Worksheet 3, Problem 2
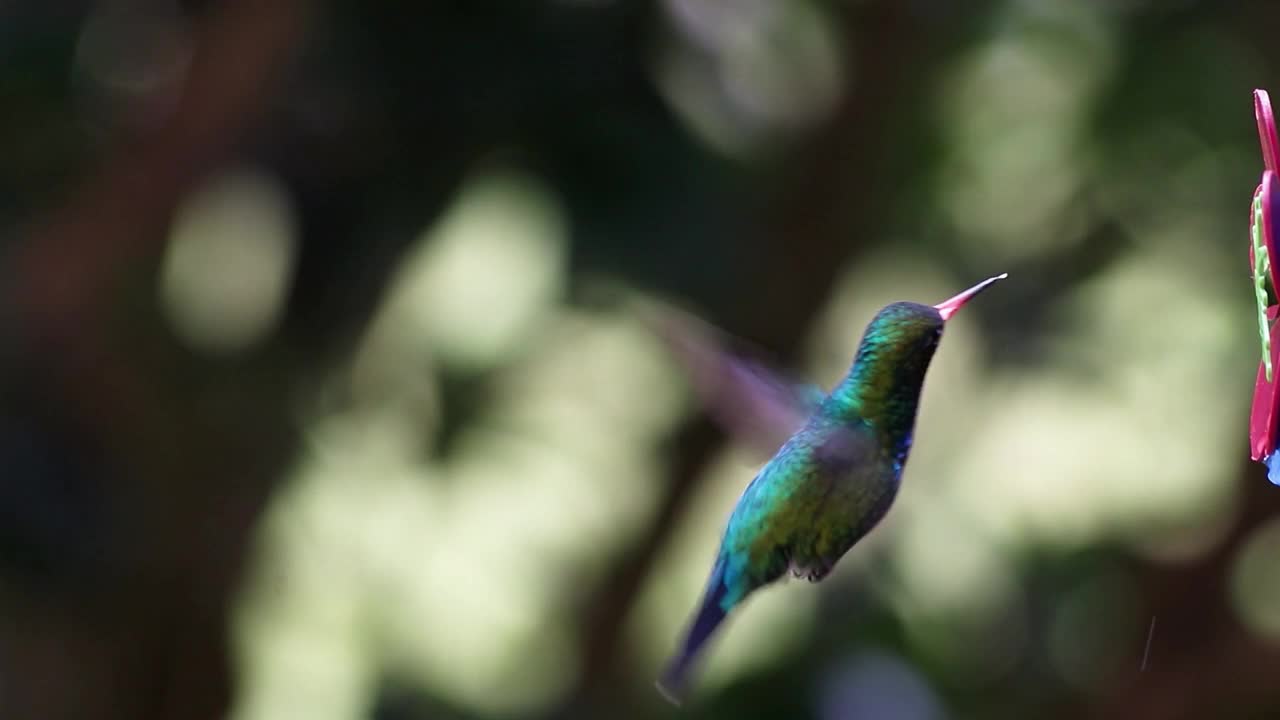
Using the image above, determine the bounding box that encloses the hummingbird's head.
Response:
[840,274,1006,426]
[855,302,946,382]
[860,272,1008,358]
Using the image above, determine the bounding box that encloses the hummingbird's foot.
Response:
[806,565,833,582]
[790,561,833,582]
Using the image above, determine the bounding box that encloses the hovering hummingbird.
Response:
[652,273,1007,704]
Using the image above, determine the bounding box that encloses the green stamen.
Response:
[1254,191,1273,382]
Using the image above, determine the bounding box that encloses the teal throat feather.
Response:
[825,302,943,468]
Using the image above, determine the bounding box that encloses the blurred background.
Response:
[1,1,1278,718]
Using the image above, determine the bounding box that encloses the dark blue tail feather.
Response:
[656,564,730,705]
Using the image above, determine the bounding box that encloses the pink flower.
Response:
[1247,89,1280,483]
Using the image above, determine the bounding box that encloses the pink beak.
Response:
[934,273,1008,321]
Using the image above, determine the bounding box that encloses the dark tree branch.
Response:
[3,2,307,719]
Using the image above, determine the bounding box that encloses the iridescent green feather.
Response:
[658,301,952,705]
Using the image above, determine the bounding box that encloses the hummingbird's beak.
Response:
[933,273,1008,321]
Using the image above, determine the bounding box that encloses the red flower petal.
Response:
[1251,170,1280,460]
[1266,171,1280,293]
[1252,309,1280,460]
[1257,89,1280,174]
[1252,181,1263,271]
[1253,348,1276,460]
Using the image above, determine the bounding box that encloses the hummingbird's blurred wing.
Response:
[642,305,823,459]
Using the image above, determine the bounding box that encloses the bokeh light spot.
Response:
[160,167,297,356]
[656,0,844,156]
[817,651,946,720]
[392,169,567,370]
[1230,518,1280,640]
[1047,568,1139,692]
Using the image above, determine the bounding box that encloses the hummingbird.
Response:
[652,273,1007,704]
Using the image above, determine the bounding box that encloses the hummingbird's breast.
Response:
[717,420,905,592]
[786,421,902,580]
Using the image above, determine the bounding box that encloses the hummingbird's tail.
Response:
[656,563,730,705]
